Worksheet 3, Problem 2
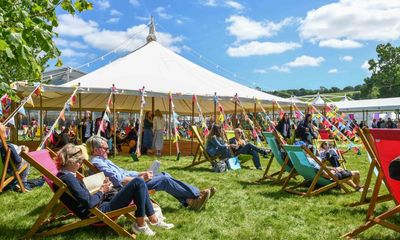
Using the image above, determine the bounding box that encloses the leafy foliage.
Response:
[263,85,363,99]
[360,43,400,99]
[0,0,92,98]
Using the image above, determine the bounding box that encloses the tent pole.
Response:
[169,96,172,156]
[366,110,369,125]
[113,94,116,158]
[191,97,194,156]
[213,92,217,125]
[272,102,275,122]
[79,93,83,144]
[234,99,237,128]
[151,97,155,115]
[39,94,43,142]
[253,102,257,127]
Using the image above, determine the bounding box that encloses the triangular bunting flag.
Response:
[103,112,110,122]
[8,117,15,126]
[60,110,65,121]
[26,96,34,107]
[18,106,26,116]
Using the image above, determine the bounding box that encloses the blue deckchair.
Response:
[282,145,351,196]
[258,131,292,183]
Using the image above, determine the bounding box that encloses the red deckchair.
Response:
[318,129,330,140]
[344,129,400,238]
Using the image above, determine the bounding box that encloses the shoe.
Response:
[146,207,166,222]
[149,218,174,229]
[132,223,156,236]
[14,183,32,192]
[262,149,271,158]
[201,187,217,199]
[188,189,210,211]
[130,152,139,161]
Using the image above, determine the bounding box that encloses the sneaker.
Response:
[149,218,174,229]
[132,223,156,236]
[189,189,210,211]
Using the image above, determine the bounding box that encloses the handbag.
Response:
[226,156,241,170]
[212,160,227,173]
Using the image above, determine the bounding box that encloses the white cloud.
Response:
[341,55,353,62]
[227,41,301,57]
[129,0,140,6]
[110,9,123,16]
[56,14,98,37]
[106,18,120,23]
[154,7,172,20]
[299,0,400,47]
[285,55,325,67]
[57,15,183,53]
[225,1,244,10]
[200,0,217,6]
[328,68,338,74]
[319,39,363,49]
[254,69,267,74]
[269,65,290,73]
[176,19,183,24]
[60,48,88,57]
[97,0,110,9]
[226,15,297,41]
[55,39,88,49]
[361,60,370,70]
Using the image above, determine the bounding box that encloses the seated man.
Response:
[0,123,31,191]
[307,154,364,191]
[228,128,269,170]
[86,136,215,211]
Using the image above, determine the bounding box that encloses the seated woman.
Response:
[307,153,364,191]
[55,144,174,236]
[205,124,231,160]
[317,142,341,167]
[228,128,269,170]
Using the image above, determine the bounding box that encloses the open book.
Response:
[148,160,161,175]
[83,172,105,194]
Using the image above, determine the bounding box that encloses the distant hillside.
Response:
[258,85,363,100]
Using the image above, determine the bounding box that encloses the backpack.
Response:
[212,160,227,173]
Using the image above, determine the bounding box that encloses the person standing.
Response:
[143,112,154,154]
[152,109,165,157]
[80,111,93,143]
[276,113,291,141]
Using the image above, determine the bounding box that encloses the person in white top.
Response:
[152,109,165,157]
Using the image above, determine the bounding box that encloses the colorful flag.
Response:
[18,106,26,116]
[26,96,34,107]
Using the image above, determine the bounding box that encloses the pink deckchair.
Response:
[344,129,400,238]
[21,149,137,239]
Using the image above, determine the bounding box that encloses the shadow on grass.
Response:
[258,189,298,200]
[167,166,213,173]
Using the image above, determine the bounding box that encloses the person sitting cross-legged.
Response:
[228,128,270,170]
[55,144,174,236]
[86,136,215,211]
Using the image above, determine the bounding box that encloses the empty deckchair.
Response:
[258,131,292,183]
[349,127,391,207]
[185,125,220,169]
[282,145,351,197]
[21,149,137,239]
[313,138,348,169]
[318,129,331,140]
[344,129,400,239]
[0,128,28,192]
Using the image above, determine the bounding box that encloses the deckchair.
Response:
[224,130,252,163]
[349,127,392,207]
[313,138,348,169]
[185,125,220,169]
[282,145,351,196]
[0,129,28,192]
[318,129,330,140]
[21,149,137,239]
[344,129,400,238]
[258,131,292,183]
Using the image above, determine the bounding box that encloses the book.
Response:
[83,172,105,194]
[148,160,161,175]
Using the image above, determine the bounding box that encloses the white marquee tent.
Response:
[15,21,295,115]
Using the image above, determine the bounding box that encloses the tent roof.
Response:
[62,40,289,102]
[334,97,400,112]
[311,93,325,105]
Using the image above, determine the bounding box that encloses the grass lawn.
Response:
[0,151,398,240]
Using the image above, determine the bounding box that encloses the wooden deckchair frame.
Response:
[282,145,352,197]
[343,129,400,239]
[258,131,292,183]
[349,128,392,207]
[0,128,28,193]
[184,125,220,169]
[313,138,347,169]
[21,149,137,239]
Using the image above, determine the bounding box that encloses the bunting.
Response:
[193,95,208,137]
[135,86,146,158]
[169,92,181,160]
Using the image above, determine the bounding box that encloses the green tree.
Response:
[360,43,400,98]
[0,0,92,98]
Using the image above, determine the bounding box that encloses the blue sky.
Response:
[54,0,400,91]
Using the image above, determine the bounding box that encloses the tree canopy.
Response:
[0,0,92,98]
[360,43,400,99]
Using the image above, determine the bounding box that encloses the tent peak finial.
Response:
[147,16,157,43]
